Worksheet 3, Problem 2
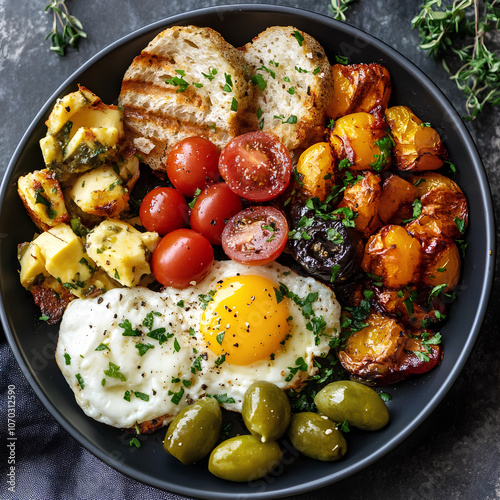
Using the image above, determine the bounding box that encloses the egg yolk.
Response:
[200,275,291,365]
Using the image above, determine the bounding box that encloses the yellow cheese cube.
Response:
[70,166,129,218]
[33,223,95,296]
[63,127,120,171]
[70,106,124,141]
[46,86,99,136]
[86,220,160,287]
[19,241,50,288]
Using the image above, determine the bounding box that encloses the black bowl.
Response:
[0,4,495,498]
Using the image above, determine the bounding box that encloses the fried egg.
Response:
[55,260,341,430]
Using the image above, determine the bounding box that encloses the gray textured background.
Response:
[1,1,499,499]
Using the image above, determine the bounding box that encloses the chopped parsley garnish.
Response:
[188,188,201,209]
[133,391,149,401]
[285,357,308,382]
[191,355,203,373]
[199,290,216,310]
[295,66,308,73]
[216,331,225,345]
[330,265,341,282]
[95,343,110,351]
[428,283,448,302]
[215,354,226,367]
[251,73,267,91]
[274,114,298,124]
[379,392,392,402]
[293,30,304,46]
[169,387,184,405]
[369,135,395,172]
[454,216,466,233]
[173,338,181,352]
[207,393,236,404]
[230,97,238,111]
[223,73,233,92]
[119,319,141,337]
[147,328,172,345]
[202,67,218,81]
[326,227,344,244]
[334,54,349,65]
[142,310,162,330]
[135,343,154,356]
[402,198,423,223]
[64,353,71,365]
[165,74,190,92]
[263,222,276,241]
[75,373,85,389]
[130,437,141,448]
[103,362,126,382]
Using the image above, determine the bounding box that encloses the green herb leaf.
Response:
[103,362,126,382]
[207,393,236,404]
[135,343,154,356]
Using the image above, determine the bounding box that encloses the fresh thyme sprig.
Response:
[329,0,357,22]
[45,1,87,56]
[412,0,500,119]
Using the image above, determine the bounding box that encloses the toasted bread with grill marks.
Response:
[240,26,334,151]
[118,26,253,170]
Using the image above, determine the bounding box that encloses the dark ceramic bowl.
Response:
[0,4,495,499]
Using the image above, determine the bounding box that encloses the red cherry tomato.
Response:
[139,187,189,235]
[218,132,292,202]
[151,229,214,289]
[190,183,243,245]
[221,206,289,266]
[166,137,220,196]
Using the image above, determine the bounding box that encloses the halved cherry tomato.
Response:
[139,187,189,235]
[218,132,292,202]
[151,228,214,289]
[190,183,243,245]
[166,137,220,196]
[221,206,289,266]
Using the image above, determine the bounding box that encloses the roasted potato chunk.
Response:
[329,112,392,171]
[339,312,443,384]
[418,236,461,291]
[374,287,446,330]
[362,225,422,288]
[385,106,447,172]
[338,171,382,237]
[326,63,391,119]
[407,172,468,240]
[378,174,418,224]
[296,142,335,201]
[338,312,407,379]
[17,169,69,231]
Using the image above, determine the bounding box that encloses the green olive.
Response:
[163,397,222,464]
[287,412,347,461]
[208,435,282,482]
[314,380,389,431]
[242,381,291,443]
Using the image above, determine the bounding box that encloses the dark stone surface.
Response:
[1,1,498,499]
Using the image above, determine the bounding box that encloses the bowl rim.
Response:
[1,3,496,498]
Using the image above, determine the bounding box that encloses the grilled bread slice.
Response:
[118,25,253,170]
[240,26,334,151]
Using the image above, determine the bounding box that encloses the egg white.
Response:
[55,260,341,429]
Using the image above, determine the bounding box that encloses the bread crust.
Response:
[118,26,253,170]
[240,26,334,151]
